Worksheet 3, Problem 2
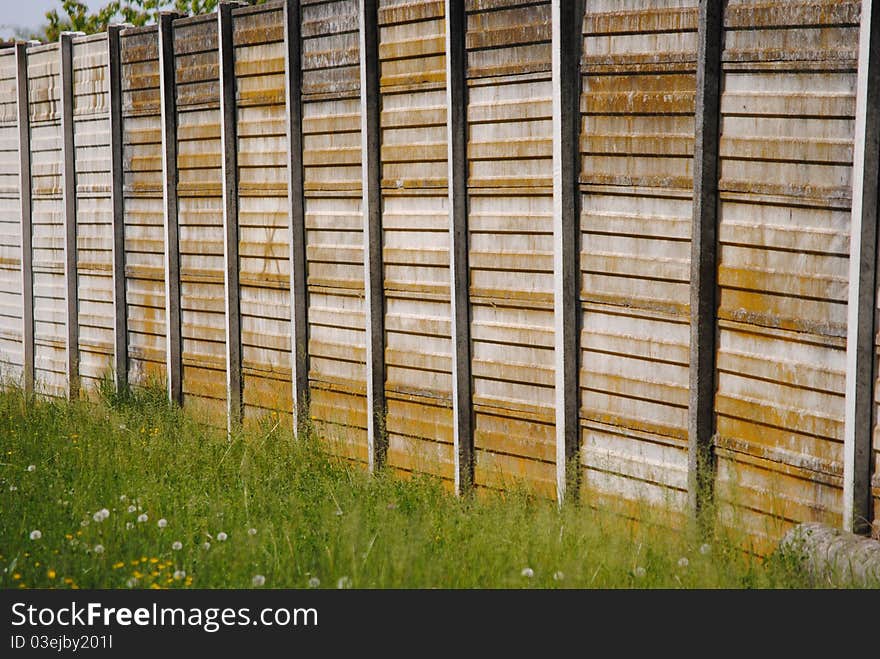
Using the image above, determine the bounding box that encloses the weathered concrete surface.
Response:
[778,522,880,587]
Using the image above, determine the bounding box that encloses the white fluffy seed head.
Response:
[93,544,104,554]
[520,567,534,578]
[308,576,320,588]
[634,566,647,578]
[252,574,266,587]
[217,532,228,542]
[137,514,148,523]
[29,530,42,540]
[157,518,167,528]
[172,541,182,551]
[677,557,689,569]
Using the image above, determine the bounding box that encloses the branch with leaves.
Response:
[42,0,265,43]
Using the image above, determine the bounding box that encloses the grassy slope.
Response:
[0,384,811,589]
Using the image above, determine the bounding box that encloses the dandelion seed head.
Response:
[634,566,647,578]
[127,505,136,513]
[202,542,211,551]
[80,520,88,527]
[125,522,134,530]
[248,528,257,536]
[93,545,104,554]
[172,541,182,551]
[308,576,320,588]
[157,518,167,529]
[252,574,265,587]
[553,571,564,581]
[699,543,711,556]
[217,532,228,542]
[137,514,148,523]
[174,570,186,580]
[119,495,127,502]
[336,576,352,589]
[26,465,35,472]
[677,557,689,569]
[520,567,534,578]
[9,485,17,492]
[29,530,41,540]
[126,578,137,588]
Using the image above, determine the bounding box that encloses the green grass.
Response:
[0,383,813,589]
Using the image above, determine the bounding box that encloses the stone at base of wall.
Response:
[777,522,880,588]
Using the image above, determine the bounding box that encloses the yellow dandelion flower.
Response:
[150,583,161,590]
[12,573,21,580]
[71,584,79,590]
[18,583,27,589]
[76,531,82,537]
[131,560,139,566]
[132,571,143,579]
[149,557,158,564]
[65,534,73,540]
[64,577,73,585]
[113,562,125,569]
[140,556,148,563]
[47,569,56,580]
[34,561,40,567]
[150,571,159,577]
[166,577,173,584]
[185,577,193,586]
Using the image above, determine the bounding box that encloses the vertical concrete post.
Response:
[219,2,245,431]
[283,0,310,436]
[844,0,880,535]
[158,12,183,405]
[445,0,474,495]
[15,43,34,394]
[688,0,724,518]
[107,25,128,394]
[359,0,386,472]
[59,32,82,399]
[551,0,585,504]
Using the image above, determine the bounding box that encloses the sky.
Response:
[0,0,101,39]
